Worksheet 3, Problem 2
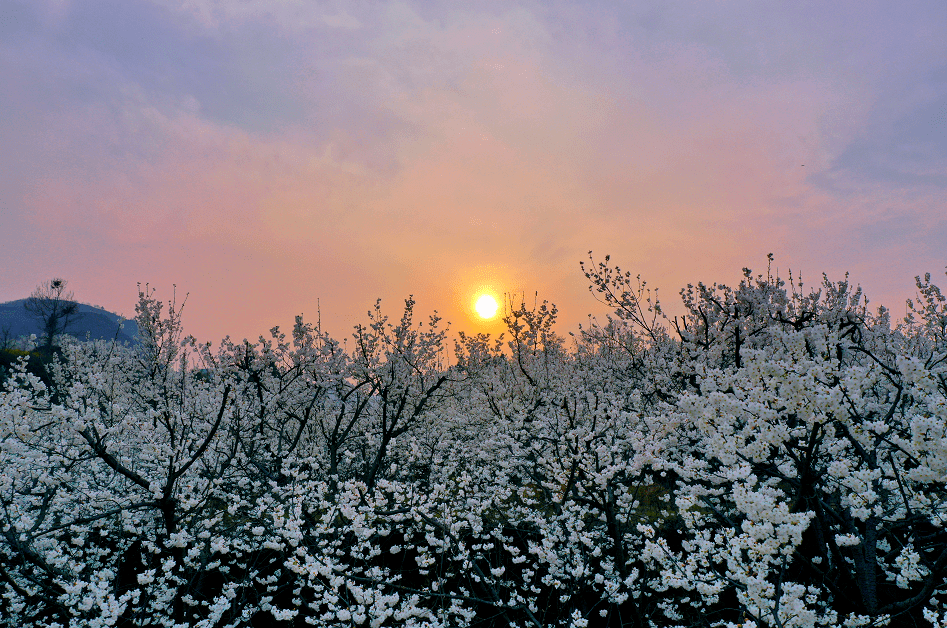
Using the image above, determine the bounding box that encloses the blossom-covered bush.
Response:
[1,262,946,627]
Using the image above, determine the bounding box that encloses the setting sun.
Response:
[474,294,499,319]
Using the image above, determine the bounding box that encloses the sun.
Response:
[474,294,499,319]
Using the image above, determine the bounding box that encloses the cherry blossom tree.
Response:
[584,256,947,627]
[2,261,947,627]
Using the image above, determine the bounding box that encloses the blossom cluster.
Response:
[1,264,946,627]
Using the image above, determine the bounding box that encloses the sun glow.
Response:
[474,294,499,319]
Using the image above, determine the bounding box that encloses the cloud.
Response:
[322,12,361,30]
[3,0,947,340]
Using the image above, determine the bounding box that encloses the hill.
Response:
[0,299,139,345]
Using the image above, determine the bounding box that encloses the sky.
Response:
[1,0,946,344]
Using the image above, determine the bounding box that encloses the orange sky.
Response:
[2,1,946,343]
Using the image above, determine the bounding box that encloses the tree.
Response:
[3,264,947,627]
[584,256,947,627]
[23,278,78,351]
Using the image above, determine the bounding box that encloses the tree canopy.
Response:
[1,260,946,628]
[23,278,78,351]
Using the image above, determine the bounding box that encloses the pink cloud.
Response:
[4,1,946,344]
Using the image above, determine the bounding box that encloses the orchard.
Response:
[2,256,946,628]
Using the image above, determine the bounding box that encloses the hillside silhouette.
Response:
[0,299,139,345]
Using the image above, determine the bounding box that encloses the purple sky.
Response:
[2,0,945,342]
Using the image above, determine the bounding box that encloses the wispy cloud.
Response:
[2,0,945,340]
